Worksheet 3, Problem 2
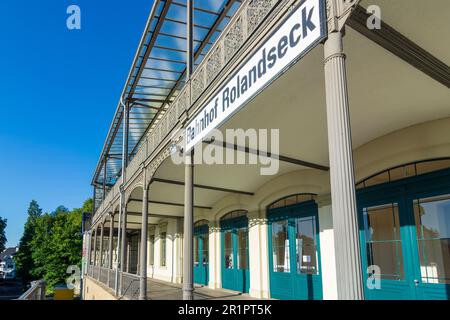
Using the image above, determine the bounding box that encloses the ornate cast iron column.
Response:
[323,0,364,300]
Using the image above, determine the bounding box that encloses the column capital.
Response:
[208,221,220,232]
[326,0,362,33]
[248,210,268,227]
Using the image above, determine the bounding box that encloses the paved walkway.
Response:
[147,278,258,300]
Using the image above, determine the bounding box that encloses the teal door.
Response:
[358,168,450,300]
[193,223,209,286]
[221,215,249,293]
[268,200,323,300]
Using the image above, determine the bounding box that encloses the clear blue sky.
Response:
[0,0,154,247]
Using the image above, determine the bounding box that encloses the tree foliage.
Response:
[15,200,42,284]
[0,216,7,252]
[16,199,91,292]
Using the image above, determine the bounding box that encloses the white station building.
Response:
[83,0,450,300]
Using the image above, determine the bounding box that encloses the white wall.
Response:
[317,200,338,300]
[146,219,182,283]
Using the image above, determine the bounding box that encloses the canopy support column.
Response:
[139,185,149,300]
[98,223,104,278]
[323,30,364,300]
[108,213,114,269]
[116,100,130,296]
[183,151,194,300]
[93,227,98,267]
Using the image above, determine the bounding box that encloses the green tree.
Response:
[16,199,90,292]
[15,200,42,284]
[31,209,83,291]
[0,216,7,252]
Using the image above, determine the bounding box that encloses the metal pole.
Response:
[186,0,193,78]
[108,214,114,269]
[103,157,107,200]
[115,195,123,295]
[182,0,195,301]
[182,151,194,300]
[99,223,104,269]
[115,98,130,296]
[139,187,149,300]
[93,227,98,267]
[85,231,91,273]
[93,187,97,215]
[323,30,364,299]
[107,214,114,287]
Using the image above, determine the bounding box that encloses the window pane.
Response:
[296,217,318,274]
[194,236,199,266]
[237,229,248,269]
[389,164,416,182]
[416,159,450,175]
[224,231,233,269]
[414,194,450,284]
[272,220,290,273]
[364,171,390,187]
[363,204,404,280]
[202,234,209,265]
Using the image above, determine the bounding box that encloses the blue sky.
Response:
[0,0,154,247]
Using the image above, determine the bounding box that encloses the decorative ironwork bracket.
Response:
[326,0,361,32]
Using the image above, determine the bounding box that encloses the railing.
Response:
[108,268,116,290]
[99,266,108,284]
[94,0,281,220]
[17,280,47,300]
[120,272,140,300]
[87,264,117,292]
[92,265,100,280]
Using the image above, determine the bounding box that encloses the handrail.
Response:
[17,280,47,300]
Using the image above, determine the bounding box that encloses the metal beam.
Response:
[126,212,183,219]
[128,198,212,210]
[348,5,450,88]
[129,1,173,98]
[203,140,330,171]
[150,177,254,196]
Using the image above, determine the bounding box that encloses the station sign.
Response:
[185,0,327,151]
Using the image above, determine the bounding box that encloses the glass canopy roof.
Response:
[92,0,243,199]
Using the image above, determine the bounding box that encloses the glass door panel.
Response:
[201,234,209,266]
[237,229,248,269]
[194,236,199,267]
[295,216,318,275]
[272,220,290,273]
[363,203,405,280]
[224,231,234,269]
[413,194,450,285]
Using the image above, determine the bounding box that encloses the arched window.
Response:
[268,193,317,210]
[220,210,248,221]
[194,219,209,227]
[356,158,450,189]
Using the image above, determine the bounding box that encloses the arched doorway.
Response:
[356,158,450,300]
[193,219,209,286]
[267,194,323,300]
[220,210,249,293]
